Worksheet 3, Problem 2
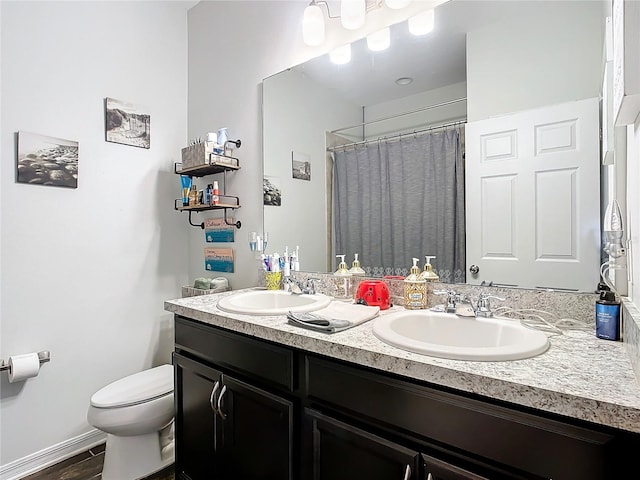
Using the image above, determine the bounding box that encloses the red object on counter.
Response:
[355,280,392,310]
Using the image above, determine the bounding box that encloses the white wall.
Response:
[187,0,324,288]
[263,68,362,272]
[628,121,640,303]
[466,1,603,121]
[0,0,189,474]
[364,81,468,138]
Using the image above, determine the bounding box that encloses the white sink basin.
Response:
[373,310,549,361]
[216,290,332,316]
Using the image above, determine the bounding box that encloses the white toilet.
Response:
[87,364,175,480]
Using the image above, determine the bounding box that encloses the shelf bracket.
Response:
[188,211,205,229]
[224,209,241,229]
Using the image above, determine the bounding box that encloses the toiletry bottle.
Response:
[418,255,440,282]
[181,175,191,206]
[212,180,220,205]
[404,258,426,310]
[349,253,366,276]
[283,247,290,279]
[188,184,198,206]
[205,184,213,206]
[334,255,353,299]
[217,128,228,155]
[596,289,621,340]
[294,246,300,271]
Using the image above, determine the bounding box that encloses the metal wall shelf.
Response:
[174,147,242,229]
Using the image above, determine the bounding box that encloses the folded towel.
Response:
[287,302,380,333]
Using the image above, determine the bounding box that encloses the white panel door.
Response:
[465,98,600,291]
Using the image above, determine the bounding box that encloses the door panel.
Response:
[217,374,294,480]
[303,409,419,480]
[466,98,600,291]
[173,353,220,480]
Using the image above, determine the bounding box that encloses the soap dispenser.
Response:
[333,255,353,300]
[349,253,366,276]
[418,255,440,282]
[404,258,426,310]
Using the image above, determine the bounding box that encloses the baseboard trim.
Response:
[0,429,106,480]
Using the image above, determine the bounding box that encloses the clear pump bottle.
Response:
[349,253,366,276]
[334,254,353,300]
[418,255,440,282]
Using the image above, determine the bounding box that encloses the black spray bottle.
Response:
[595,284,621,341]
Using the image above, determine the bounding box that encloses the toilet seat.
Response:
[91,364,173,408]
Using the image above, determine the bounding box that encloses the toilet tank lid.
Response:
[90,364,173,408]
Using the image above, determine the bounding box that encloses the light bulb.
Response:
[367,27,390,51]
[408,9,435,36]
[385,0,411,9]
[330,44,352,64]
[302,3,325,46]
[341,0,366,30]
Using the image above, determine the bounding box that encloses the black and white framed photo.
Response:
[104,97,150,149]
[17,131,78,188]
[292,151,311,181]
[263,176,282,206]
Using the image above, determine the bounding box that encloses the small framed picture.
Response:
[292,151,311,181]
[105,97,150,149]
[264,176,282,206]
[17,131,78,188]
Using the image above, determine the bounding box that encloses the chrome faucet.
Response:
[434,290,504,318]
[474,293,505,318]
[434,290,459,314]
[284,277,317,295]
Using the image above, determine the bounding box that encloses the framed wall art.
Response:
[17,131,78,188]
[104,97,150,149]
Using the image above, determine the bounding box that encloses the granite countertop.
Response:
[165,288,640,435]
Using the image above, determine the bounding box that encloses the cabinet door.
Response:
[421,453,492,480]
[173,353,222,480]
[303,409,419,480]
[216,373,294,480]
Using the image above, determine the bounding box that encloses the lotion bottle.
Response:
[418,255,440,282]
[334,254,353,299]
[349,253,366,276]
[404,258,426,310]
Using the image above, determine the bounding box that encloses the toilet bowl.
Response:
[87,364,174,480]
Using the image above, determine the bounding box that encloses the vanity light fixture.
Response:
[302,1,326,46]
[408,8,435,35]
[367,27,391,51]
[341,0,366,30]
[301,0,387,47]
[330,44,352,64]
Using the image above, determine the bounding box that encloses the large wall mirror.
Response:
[263,0,607,292]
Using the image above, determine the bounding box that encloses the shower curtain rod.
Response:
[327,118,466,153]
[330,97,467,134]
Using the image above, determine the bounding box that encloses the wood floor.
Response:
[21,443,174,480]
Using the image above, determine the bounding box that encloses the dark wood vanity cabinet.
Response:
[173,315,640,480]
[302,409,493,480]
[173,317,296,480]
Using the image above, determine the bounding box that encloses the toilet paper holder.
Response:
[0,350,50,373]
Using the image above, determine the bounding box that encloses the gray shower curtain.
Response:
[333,127,465,282]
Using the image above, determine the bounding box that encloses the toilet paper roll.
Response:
[8,353,40,383]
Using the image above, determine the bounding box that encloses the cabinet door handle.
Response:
[403,465,411,480]
[217,384,227,419]
[209,380,220,414]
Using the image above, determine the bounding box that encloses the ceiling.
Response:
[294,0,603,107]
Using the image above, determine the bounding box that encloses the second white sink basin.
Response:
[373,310,549,361]
[216,290,332,316]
